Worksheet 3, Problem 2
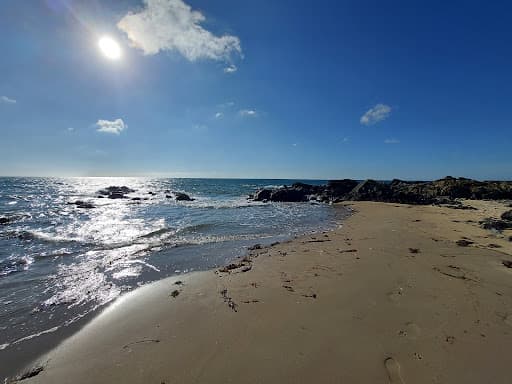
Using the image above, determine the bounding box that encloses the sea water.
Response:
[0,177,338,358]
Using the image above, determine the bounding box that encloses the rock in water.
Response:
[249,176,512,204]
[166,192,194,201]
[97,186,135,199]
[67,200,95,209]
[253,189,272,201]
[174,192,194,201]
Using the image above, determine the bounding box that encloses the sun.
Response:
[98,36,121,60]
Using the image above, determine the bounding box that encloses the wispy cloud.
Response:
[224,64,237,73]
[239,109,258,117]
[342,137,350,143]
[118,0,242,62]
[360,104,391,125]
[215,112,223,119]
[384,138,400,144]
[218,101,235,109]
[1,95,16,104]
[96,118,127,135]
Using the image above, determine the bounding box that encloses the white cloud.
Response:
[292,143,297,147]
[224,64,237,73]
[342,137,349,143]
[218,101,234,108]
[360,104,391,125]
[117,0,242,62]
[96,118,127,135]
[1,96,16,104]
[239,109,257,117]
[384,138,400,144]
[215,112,223,119]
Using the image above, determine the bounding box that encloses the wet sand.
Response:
[15,201,512,383]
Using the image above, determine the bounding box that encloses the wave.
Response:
[0,256,33,277]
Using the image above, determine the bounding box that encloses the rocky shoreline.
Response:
[250,176,512,205]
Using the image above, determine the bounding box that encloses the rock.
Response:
[501,210,512,221]
[480,218,512,231]
[174,192,194,201]
[131,197,142,201]
[248,176,512,204]
[253,189,272,201]
[98,186,135,195]
[456,239,474,247]
[326,179,359,197]
[97,186,134,199]
[166,192,194,201]
[248,244,262,251]
[508,236,512,242]
[270,187,309,202]
[502,260,512,268]
[0,217,11,225]
[346,179,392,201]
[67,200,95,209]
[108,192,126,199]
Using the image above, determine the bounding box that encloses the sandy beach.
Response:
[15,200,512,384]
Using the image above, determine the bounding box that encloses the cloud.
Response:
[215,112,223,119]
[224,64,237,73]
[360,104,391,125]
[384,138,400,144]
[239,109,257,117]
[95,118,127,135]
[117,0,242,62]
[218,101,234,108]
[342,137,350,143]
[1,96,16,104]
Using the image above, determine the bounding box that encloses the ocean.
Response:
[0,177,339,373]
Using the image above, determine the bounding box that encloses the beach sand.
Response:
[16,201,512,383]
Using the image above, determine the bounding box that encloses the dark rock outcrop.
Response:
[67,200,95,209]
[479,218,512,231]
[175,192,194,201]
[250,177,512,205]
[0,217,11,225]
[501,210,512,221]
[165,192,194,201]
[98,186,135,199]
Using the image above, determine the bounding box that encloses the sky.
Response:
[0,0,511,180]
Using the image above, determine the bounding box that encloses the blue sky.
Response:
[0,0,511,179]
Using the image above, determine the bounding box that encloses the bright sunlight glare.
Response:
[98,36,121,60]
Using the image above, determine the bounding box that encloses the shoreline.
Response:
[1,204,346,382]
[11,200,512,383]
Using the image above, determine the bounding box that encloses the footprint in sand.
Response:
[405,322,421,339]
[387,287,405,303]
[384,357,405,384]
[503,314,512,327]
